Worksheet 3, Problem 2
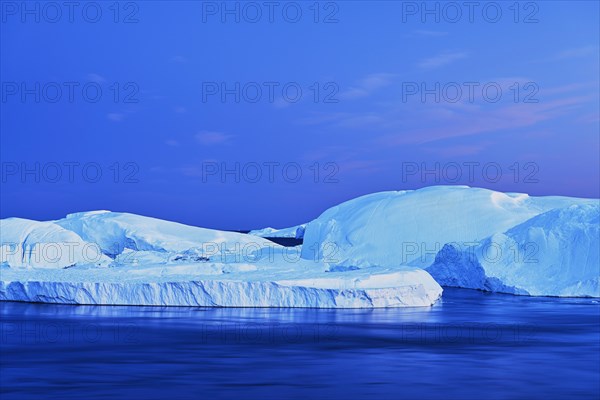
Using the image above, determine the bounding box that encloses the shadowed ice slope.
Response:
[427,204,600,297]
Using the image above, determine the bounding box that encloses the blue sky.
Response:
[1,1,599,229]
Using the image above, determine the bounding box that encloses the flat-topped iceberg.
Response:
[0,211,442,307]
[427,204,600,297]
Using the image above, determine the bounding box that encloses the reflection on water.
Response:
[1,289,599,399]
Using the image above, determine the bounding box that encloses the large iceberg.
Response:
[302,186,597,269]
[427,204,600,297]
[0,211,442,307]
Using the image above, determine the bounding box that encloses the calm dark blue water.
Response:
[1,288,599,399]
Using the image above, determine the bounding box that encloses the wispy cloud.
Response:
[173,106,187,114]
[417,51,467,69]
[555,46,598,60]
[165,139,180,147]
[339,159,384,175]
[273,97,293,109]
[87,73,106,83]
[298,84,595,148]
[576,112,600,124]
[296,76,597,158]
[300,146,384,176]
[426,143,491,157]
[413,30,448,37]
[381,95,594,145]
[170,55,187,63]
[179,166,202,178]
[107,113,125,122]
[297,111,385,129]
[539,81,598,96]
[340,73,397,100]
[178,159,219,178]
[195,131,234,145]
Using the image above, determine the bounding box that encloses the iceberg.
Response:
[302,186,597,269]
[3,186,596,305]
[0,212,442,307]
[427,204,600,297]
[249,224,306,239]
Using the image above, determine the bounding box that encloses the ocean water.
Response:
[1,288,598,399]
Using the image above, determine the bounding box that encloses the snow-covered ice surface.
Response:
[0,212,442,307]
[249,224,306,239]
[0,218,111,269]
[427,204,600,297]
[55,211,277,257]
[302,186,598,270]
[302,186,598,297]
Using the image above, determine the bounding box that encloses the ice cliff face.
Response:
[0,254,443,308]
[427,204,600,297]
[0,268,442,308]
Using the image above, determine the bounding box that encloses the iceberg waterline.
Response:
[1,186,598,306]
